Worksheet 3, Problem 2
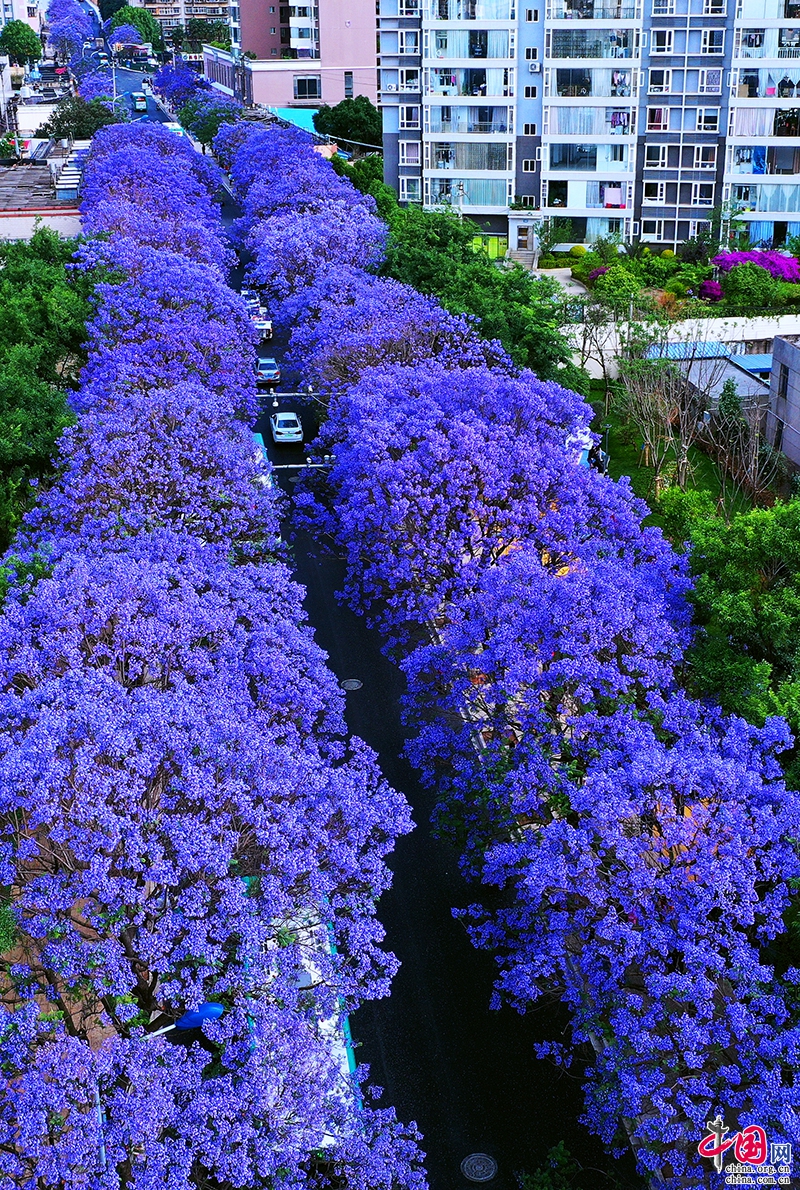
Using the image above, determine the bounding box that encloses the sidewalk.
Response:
[531,266,587,296]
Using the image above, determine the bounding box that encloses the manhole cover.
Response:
[340,678,363,691]
[461,1154,497,1183]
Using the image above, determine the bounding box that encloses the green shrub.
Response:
[537,254,559,269]
[778,282,800,307]
[661,248,675,258]
[569,244,586,257]
[569,250,602,284]
[593,264,642,309]
[720,261,782,314]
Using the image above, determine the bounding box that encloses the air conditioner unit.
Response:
[385,83,397,91]
[529,61,541,71]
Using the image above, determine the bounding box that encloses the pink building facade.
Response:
[204,0,377,109]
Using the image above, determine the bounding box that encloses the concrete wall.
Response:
[571,312,800,380]
[768,337,800,467]
[0,211,80,238]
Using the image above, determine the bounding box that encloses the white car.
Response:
[251,311,273,340]
[270,411,303,445]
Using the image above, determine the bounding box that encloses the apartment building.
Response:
[379,0,800,249]
[204,0,377,109]
[138,0,238,47]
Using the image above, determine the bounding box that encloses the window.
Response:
[698,68,722,93]
[294,75,321,99]
[778,362,789,402]
[697,107,719,131]
[271,48,278,55]
[694,144,717,169]
[610,143,625,160]
[526,47,539,59]
[691,182,715,204]
[26,4,35,13]
[522,158,537,171]
[399,68,420,90]
[608,218,623,233]
[703,0,725,10]
[641,218,664,239]
[643,181,666,203]
[399,0,420,12]
[689,219,711,236]
[399,141,421,165]
[344,71,353,98]
[649,68,672,93]
[701,28,724,53]
[399,30,419,54]
[652,0,675,10]
[400,177,421,202]
[270,26,276,32]
[647,107,669,131]
[645,143,668,168]
[524,84,538,97]
[400,105,421,129]
[652,29,675,53]
[526,7,539,17]
[523,121,538,134]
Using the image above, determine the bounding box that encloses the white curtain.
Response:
[587,217,613,238]
[755,184,800,211]
[734,107,774,135]
[477,0,514,13]
[435,30,469,56]
[485,67,507,94]
[462,178,508,205]
[552,106,605,133]
[487,30,509,57]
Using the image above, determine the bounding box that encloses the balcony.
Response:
[546,105,634,133]
[736,0,800,15]
[548,0,638,15]
[426,0,516,17]
[427,66,513,96]
[428,104,513,132]
[732,144,800,173]
[736,68,800,97]
[429,30,511,59]
[736,29,800,59]
[428,141,512,169]
[550,29,635,58]
[553,66,634,94]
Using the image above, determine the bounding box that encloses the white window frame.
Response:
[701,28,725,54]
[647,107,670,131]
[399,0,420,13]
[293,75,321,100]
[398,30,419,54]
[696,106,719,132]
[399,140,421,166]
[703,0,725,11]
[643,180,666,203]
[522,158,537,172]
[399,176,422,202]
[524,84,537,97]
[652,29,675,54]
[691,182,715,205]
[399,104,421,129]
[693,143,717,169]
[399,67,420,91]
[523,121,537,134]
[525,46,538,59]
[698,67,722,93]
[652,0,675,12]
[689,218,712,236]
[644,143,668,169]
[648,68,672,93]
[641,218,664,240]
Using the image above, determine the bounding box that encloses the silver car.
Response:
[270,411,303,445]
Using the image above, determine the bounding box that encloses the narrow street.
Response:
[252,434,641,1190]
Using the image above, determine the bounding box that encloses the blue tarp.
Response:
[273,108,319,133]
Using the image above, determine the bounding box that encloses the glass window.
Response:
[293,75,321,99]
[400,105,421,129]
[522,158,537,171]
[649,68,672,92]
[697,107,719,131]
[399,141,421,165]
[652,29,674,53]
[643,181,665,203]
[645,144,667,168]
[694,144,717,168]
[701,28,724,54]
[400,176,421,202]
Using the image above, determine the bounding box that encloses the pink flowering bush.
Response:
[698,277,723,302]
[712,249,800,283]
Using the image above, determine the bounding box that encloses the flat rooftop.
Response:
[0,165,77,212]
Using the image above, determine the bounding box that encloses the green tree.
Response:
[0,19,42,64]
[99,0,126,19]
[40,95,120,140]
[686,499,800,760]
[186,17,229,45]
[0,227,93,550]
[313,95,382,149]
[720,261,781,314]
[382,204,584,386]
[109,4,162,49]
[593,263,643,312]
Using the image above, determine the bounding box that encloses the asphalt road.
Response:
[249,394,642,1190]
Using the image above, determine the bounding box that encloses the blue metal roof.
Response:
[736,354,773,373]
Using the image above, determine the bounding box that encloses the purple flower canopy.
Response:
[713,249,800,282]
[0,122,425,1188]
[220,122,800,1186]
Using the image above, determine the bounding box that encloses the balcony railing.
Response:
[547,0,638,16]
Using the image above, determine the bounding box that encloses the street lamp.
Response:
[147,1001,225,1038]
